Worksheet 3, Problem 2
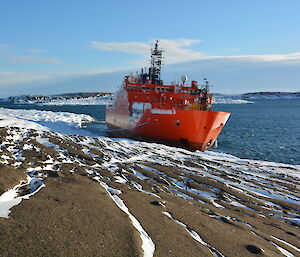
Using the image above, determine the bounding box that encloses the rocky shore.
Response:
[0,121,299,257]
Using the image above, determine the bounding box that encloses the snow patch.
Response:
[0,176,45,218]
[163,211,224,257]
[100,182,155,257]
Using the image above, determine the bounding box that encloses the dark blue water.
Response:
[1,99,299,164]
[213,99,300,165]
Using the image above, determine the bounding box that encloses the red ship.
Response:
[106,41,230,151]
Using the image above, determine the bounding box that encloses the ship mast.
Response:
[203,78,210,93]
[149,40,163,84]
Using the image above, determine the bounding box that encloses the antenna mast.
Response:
[150,40,163,84]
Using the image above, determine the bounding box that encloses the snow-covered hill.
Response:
[212,91,300,103]
[2,92,113,106]
[213,94,253,104]
[4,91,299,107]
[242,92,300,99]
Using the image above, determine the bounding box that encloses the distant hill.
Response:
[2,91,300,105]
[242,91,300,99]
[3,92,112,104]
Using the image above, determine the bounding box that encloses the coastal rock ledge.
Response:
[0,126,299,257]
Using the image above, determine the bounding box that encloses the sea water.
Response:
[213,99,300,165]
[0,99,299,165]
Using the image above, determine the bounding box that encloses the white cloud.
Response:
[0,71,52,86]
[0,44,9,50]
[89,38,300,65]
[3,55,60,64]
[226,52,300,63]
[1,55,300,96]
[0,71,77,88]
[158,39,204,63]
[1,39,300,95]
[89,41,150,55]
[89,39,204,64]
[86,67,131,75]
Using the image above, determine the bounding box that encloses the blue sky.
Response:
[0,0,300,96]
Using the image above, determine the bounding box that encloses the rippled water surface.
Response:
[213,99,300,164]
[1,99,299,164]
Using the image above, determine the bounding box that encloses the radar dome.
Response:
[181,75,188,84]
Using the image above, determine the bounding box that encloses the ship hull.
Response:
[106,107,230,151]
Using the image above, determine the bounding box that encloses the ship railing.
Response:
[126,83,204,96]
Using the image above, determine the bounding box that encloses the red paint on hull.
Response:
[106,105,230,151]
